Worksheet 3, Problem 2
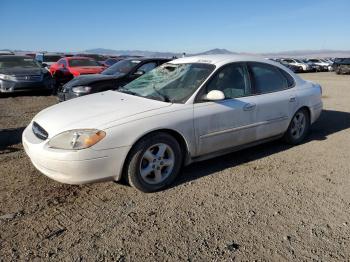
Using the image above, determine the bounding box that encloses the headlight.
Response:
[48,129,106,150]
[0,74,16,81]
[72,86,92,94]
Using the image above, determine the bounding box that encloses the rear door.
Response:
[247,62,297,140]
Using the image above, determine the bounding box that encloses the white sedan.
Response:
[23,55,323,192]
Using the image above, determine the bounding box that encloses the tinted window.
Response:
[43,55,62,62]
[102,59,141,75]
[206,63,250,99]
[0,56,40,69]
[248,62,288,94]
[105,58,120,66]
[137,62,157,73]
[68,59,100,67]
[278,68,295,87]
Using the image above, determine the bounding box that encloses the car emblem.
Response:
[25,76,29,80]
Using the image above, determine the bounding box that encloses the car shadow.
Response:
[172,109,350,188]
[0,127,25,152]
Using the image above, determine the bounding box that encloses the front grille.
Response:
[15,75,42,81]
[32,122,48,140]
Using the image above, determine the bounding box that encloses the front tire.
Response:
[124,133,183,192]
[284,108,310,145]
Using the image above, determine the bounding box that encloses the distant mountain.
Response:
[3,48,350,58]
[84,48,181,58]
[84,48,238,57]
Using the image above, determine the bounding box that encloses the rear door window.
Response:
[248,62,289,94]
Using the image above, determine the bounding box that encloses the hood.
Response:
[33,91,171,137]
[0,67,44,76]
[64,74,122,88]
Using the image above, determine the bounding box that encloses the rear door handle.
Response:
[243,103,256,111]
[289,97,296,102]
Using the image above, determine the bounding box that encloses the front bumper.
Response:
[0,78,53,93]
[22,123,131,184]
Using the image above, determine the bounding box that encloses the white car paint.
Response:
[307,59,333,71]
[280,58,310,71]
[23,55,323,185]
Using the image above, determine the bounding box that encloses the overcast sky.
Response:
[2,0,350,53]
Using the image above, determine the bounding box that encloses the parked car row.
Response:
[1,51,349,95]
[269,58,337,73]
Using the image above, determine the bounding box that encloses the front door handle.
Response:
[243,103,256,111]
[289,97,296,102]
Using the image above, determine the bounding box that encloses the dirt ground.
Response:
[0,72,350,261]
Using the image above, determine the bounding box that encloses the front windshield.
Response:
[0,57,40,69]
[294,59,303,63]
[69,59,100,67]
[102,59,141,75]
[119,63,215,103]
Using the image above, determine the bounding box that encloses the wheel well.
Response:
[298,106,311,121]
[121,129,190,179]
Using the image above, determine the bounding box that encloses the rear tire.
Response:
[284,108,310,145]
[124,132,183,192]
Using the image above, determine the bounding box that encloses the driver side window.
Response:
[206,63,251,99]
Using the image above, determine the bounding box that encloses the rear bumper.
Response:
[22,124,131,184]
[310,102,323,124]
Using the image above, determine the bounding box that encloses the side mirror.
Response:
[61,64,65,68]
[133,70,145,76]
[204,90,225,101]
[41,63,48,68]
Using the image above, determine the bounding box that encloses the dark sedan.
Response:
[333,58,350,74]
[0,55,54,94]
[57,57,171,101]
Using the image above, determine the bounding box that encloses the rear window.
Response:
[68,59,100,67]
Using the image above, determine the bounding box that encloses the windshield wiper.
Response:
[152,84,172,102]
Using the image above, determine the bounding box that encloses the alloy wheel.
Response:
[139,143,175,185]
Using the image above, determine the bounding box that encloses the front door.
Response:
[193,63,258,156]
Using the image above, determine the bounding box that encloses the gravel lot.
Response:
[1,72,350,261]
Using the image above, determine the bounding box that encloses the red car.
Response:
[50,57,105,87]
